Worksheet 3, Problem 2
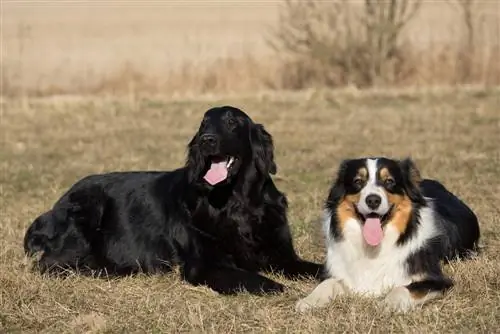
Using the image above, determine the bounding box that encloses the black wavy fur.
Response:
[24,106,321,295]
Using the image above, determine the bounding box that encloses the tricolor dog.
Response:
[296,157,480,313]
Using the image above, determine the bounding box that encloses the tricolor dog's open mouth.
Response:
[355,206,394,247]
[203,156,235,186]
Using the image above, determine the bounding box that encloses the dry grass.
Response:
[1,88,499,333]
[2,1,499,97]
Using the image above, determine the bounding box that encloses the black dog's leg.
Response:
[276,260,324,280]
[176,233,284,295]
[263,222,323,280]
[181,262,285,295]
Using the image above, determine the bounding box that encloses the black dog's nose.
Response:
[365,194,382,210]
[200,134,217,147]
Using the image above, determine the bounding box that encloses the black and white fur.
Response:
[24,106,321,295]
[296,157,480,313]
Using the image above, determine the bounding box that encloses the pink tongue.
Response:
[362,217,383,246]
[203,161,228,185]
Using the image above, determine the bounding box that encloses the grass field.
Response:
[1,88,499,333]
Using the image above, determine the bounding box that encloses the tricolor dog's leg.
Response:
[383,278,453,313]
[295,278,346,313]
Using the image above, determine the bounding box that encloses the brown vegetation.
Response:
[271,0,500,89]
[2,1,499,97]
[270,0,424,88]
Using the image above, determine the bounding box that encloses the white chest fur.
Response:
[323,207,437,296]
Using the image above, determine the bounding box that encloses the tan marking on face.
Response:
[385,191,412,235]
[336,193,361,231]
[379,167,391,181]
[357,167,368,181]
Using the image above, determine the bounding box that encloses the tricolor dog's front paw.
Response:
[383,286,414,313]
[295,278,345,313]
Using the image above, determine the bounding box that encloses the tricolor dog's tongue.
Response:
[362,217,383,246]
[203,161,228,185]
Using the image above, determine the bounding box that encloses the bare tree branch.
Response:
[268,0,422,88]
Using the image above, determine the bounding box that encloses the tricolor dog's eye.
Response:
[353,177,364,189]
[383,178,395,189]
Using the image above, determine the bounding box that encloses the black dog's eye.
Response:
[384,178,395,188]
[353,178,364,188]
[200,118,208,128]
[227,118,237,127]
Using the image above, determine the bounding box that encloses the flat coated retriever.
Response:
[24,106,321,294]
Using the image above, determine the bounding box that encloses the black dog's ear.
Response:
[250,123,277,175]
[326,160,349,208]
[185,132,205,183]
[399,157,426,205]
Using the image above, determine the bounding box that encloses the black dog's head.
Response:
[186,106,276,187]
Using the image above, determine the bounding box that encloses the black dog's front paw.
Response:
[193,267,287,295]
[261,280,285,293]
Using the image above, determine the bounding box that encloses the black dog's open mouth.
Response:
[203,156,236,186]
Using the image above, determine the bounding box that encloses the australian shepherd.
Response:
[296,157,480,313]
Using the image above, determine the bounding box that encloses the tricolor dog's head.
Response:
[326,157,426,246]
[186,106,276,188]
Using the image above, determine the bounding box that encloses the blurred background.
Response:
[3,0,499,98]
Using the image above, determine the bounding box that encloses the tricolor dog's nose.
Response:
[365,194,382,210]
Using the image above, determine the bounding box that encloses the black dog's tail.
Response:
[24,185,107,258]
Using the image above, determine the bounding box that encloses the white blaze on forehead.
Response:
[363,159,380,193]
[366,159,378,184]
[357,158,391,216]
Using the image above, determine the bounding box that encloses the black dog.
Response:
[24,106,321,294]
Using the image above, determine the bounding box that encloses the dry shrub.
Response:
[270,0,422,89]
[437,0,499,86]
[409,44,500,87]
[270,0,500,89]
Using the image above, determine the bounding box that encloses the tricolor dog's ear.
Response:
[250,123,277,175]
[399,158,425,205]
[326,159,350,207]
